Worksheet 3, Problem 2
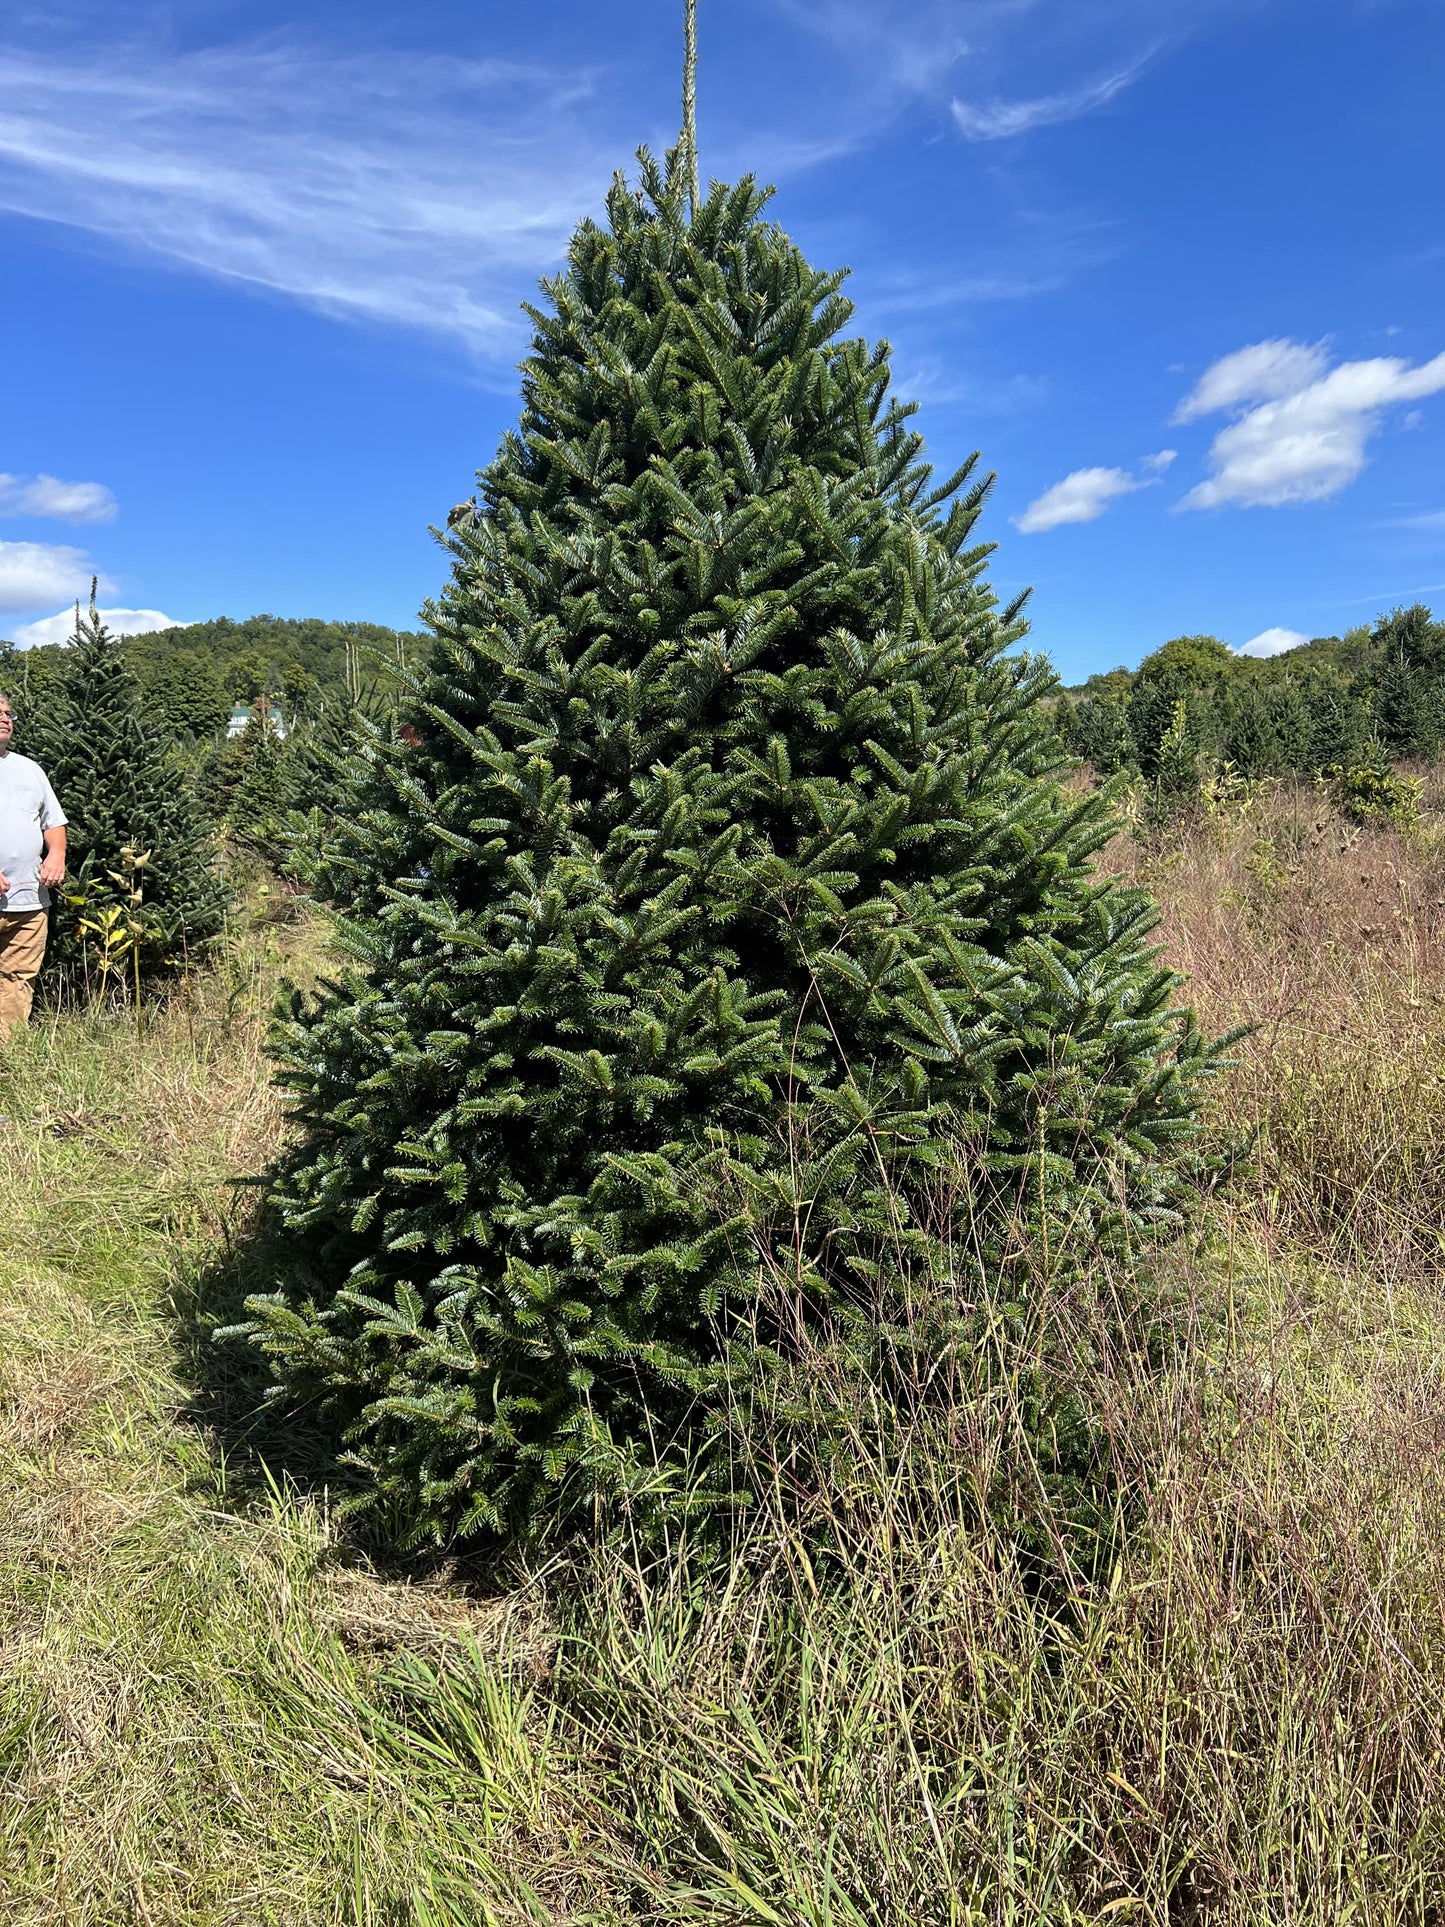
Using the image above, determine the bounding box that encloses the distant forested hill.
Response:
[0,614,425,738]
[1058,604,1445,786]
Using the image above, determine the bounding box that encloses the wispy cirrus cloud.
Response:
[866,204,1123,316]
[1379,508,1445,533]
[951,56,1153,141]
[0,21,971,362]
[770,0,974,97]
[0,40,618,355]
[0,1,1253,370]
[779,0,1240,134]
[0,472,116,522]
[1175,339,1445,509]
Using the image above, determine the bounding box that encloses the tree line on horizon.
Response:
[7,602,1443,790]
[1057,603,1445,795]
[0,613,426,861]
[0,612,425,735]
[4,601,1442,871]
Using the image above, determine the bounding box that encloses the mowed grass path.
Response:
[6,802,1445,1923]
[0,932,587,1927]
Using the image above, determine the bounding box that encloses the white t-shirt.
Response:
[0,751,67,913]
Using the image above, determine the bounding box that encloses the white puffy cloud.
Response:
[1175,341,1445,511]
[10,605,181,650]
[1015,467,1141,532]
[0,541,108,616]
[1172,340,1329,423]
[0,473,117,522]
[1013,451,1175,533]
[1237,626,1310,659]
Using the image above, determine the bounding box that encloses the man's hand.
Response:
[39,828,66,892]
[0,870,9,896]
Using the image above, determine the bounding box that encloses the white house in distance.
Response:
[226,701,287,740]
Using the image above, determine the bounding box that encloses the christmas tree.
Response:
[219,703,296,850]
[245,153,1215,1541]
[37,595,227,990]
[272,687,394,884]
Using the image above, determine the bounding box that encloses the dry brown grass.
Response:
[1111,771,1445,1279]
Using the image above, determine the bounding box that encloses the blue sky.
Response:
[1,0,1441,680]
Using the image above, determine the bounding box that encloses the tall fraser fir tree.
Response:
[248,158,1216,1540]
[34,601,227,988]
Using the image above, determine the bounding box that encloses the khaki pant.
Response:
[0,911,48,1037]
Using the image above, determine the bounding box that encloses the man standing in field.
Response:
[0,695,67,1037]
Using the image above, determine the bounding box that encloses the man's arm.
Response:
[39,826,66,890]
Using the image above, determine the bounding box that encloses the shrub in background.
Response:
[1332,741,1423,831]
[244,160,1216,1543]
[1069,688,1137,777]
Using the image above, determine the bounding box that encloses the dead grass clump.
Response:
[324,1563,556,1673]
[0,1335,105,1458]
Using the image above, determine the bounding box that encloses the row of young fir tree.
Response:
[0,600,383,996]
[1062,604,1445,792]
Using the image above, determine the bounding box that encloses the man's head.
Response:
[0,697,13,754]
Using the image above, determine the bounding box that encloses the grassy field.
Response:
[5,787,1445,1925]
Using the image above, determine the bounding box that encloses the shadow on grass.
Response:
[169,1206,375,1531]
[168,1208,525,1584]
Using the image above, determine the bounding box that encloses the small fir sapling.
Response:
[31,590,226,990]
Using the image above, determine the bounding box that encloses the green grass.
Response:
[6,824,1445,1923]
[0,934,584,1925]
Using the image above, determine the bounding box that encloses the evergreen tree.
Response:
[1376,602,1445,676]
[224,708,296,848]
[271,696,392,882]
[1070,691,1137,776]
[1221,681,1314,777]
[1375,654,1438,758]
[1272,682,1316,773]
[245,160,1216,1541]
[1305,678,1366,773]
[34,600,228,989]
[1147,696,1201,798]
[141,647,232,740]
[1129,671,1207,786]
